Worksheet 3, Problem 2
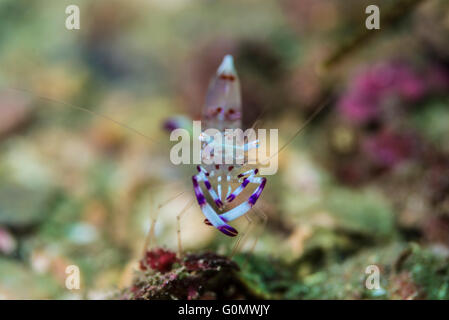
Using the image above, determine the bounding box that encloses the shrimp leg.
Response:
[192,174,238,237]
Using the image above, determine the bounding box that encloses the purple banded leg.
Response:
[196,165,223,208]
[219,177,266,223]
[205,174,266,226]
[192,175,238,237]
[204,169,232,227]
[226,169,259,203]
[237,169,257,178]
[248,176,266,205]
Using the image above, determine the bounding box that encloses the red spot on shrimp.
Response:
[219,74,236,81]
[226,108,241,121]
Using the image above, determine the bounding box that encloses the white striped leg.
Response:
[219,175,266,223]
[226,168,259,203]
[196,165,223,208]
[192,174,238,237]
[203,174,266,231]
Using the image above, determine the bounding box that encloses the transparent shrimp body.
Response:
[192,55,266,237]
[203,55,242,132]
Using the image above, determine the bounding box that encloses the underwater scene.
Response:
[0,0,449,300]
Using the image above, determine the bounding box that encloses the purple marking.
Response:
[192,176,199,187]
[204,216,227,226]
[226,194,236,202]
[215,199,224,208]
[196,165,201,172]
[237,173,244,178]
[218,225,238,237]
[248,178,266,206]
[242,178,250,187]
[226,111,241,121]
[162,119,179,132]
[248,195,258,206]
[192,176,206,206]
[196,193,206,206]
[204,180,212,190]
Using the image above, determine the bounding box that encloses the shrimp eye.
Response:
[228,108,235,114]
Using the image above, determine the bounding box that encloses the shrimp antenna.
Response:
[260,97,332,165]
[4,87,160,145]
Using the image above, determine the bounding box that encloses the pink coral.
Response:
[140,248,179,273]
[338,62,448,125]
[363,130,418,168]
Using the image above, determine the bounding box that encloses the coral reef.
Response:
[121,243,449,300]
[121,249,256,300]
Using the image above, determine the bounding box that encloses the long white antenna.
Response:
[4,87,160,145]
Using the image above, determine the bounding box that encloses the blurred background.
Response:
[0,0,449,299]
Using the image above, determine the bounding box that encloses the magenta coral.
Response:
[338,62,448,125]
[363,130,418,168]
[140,248,179,273]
